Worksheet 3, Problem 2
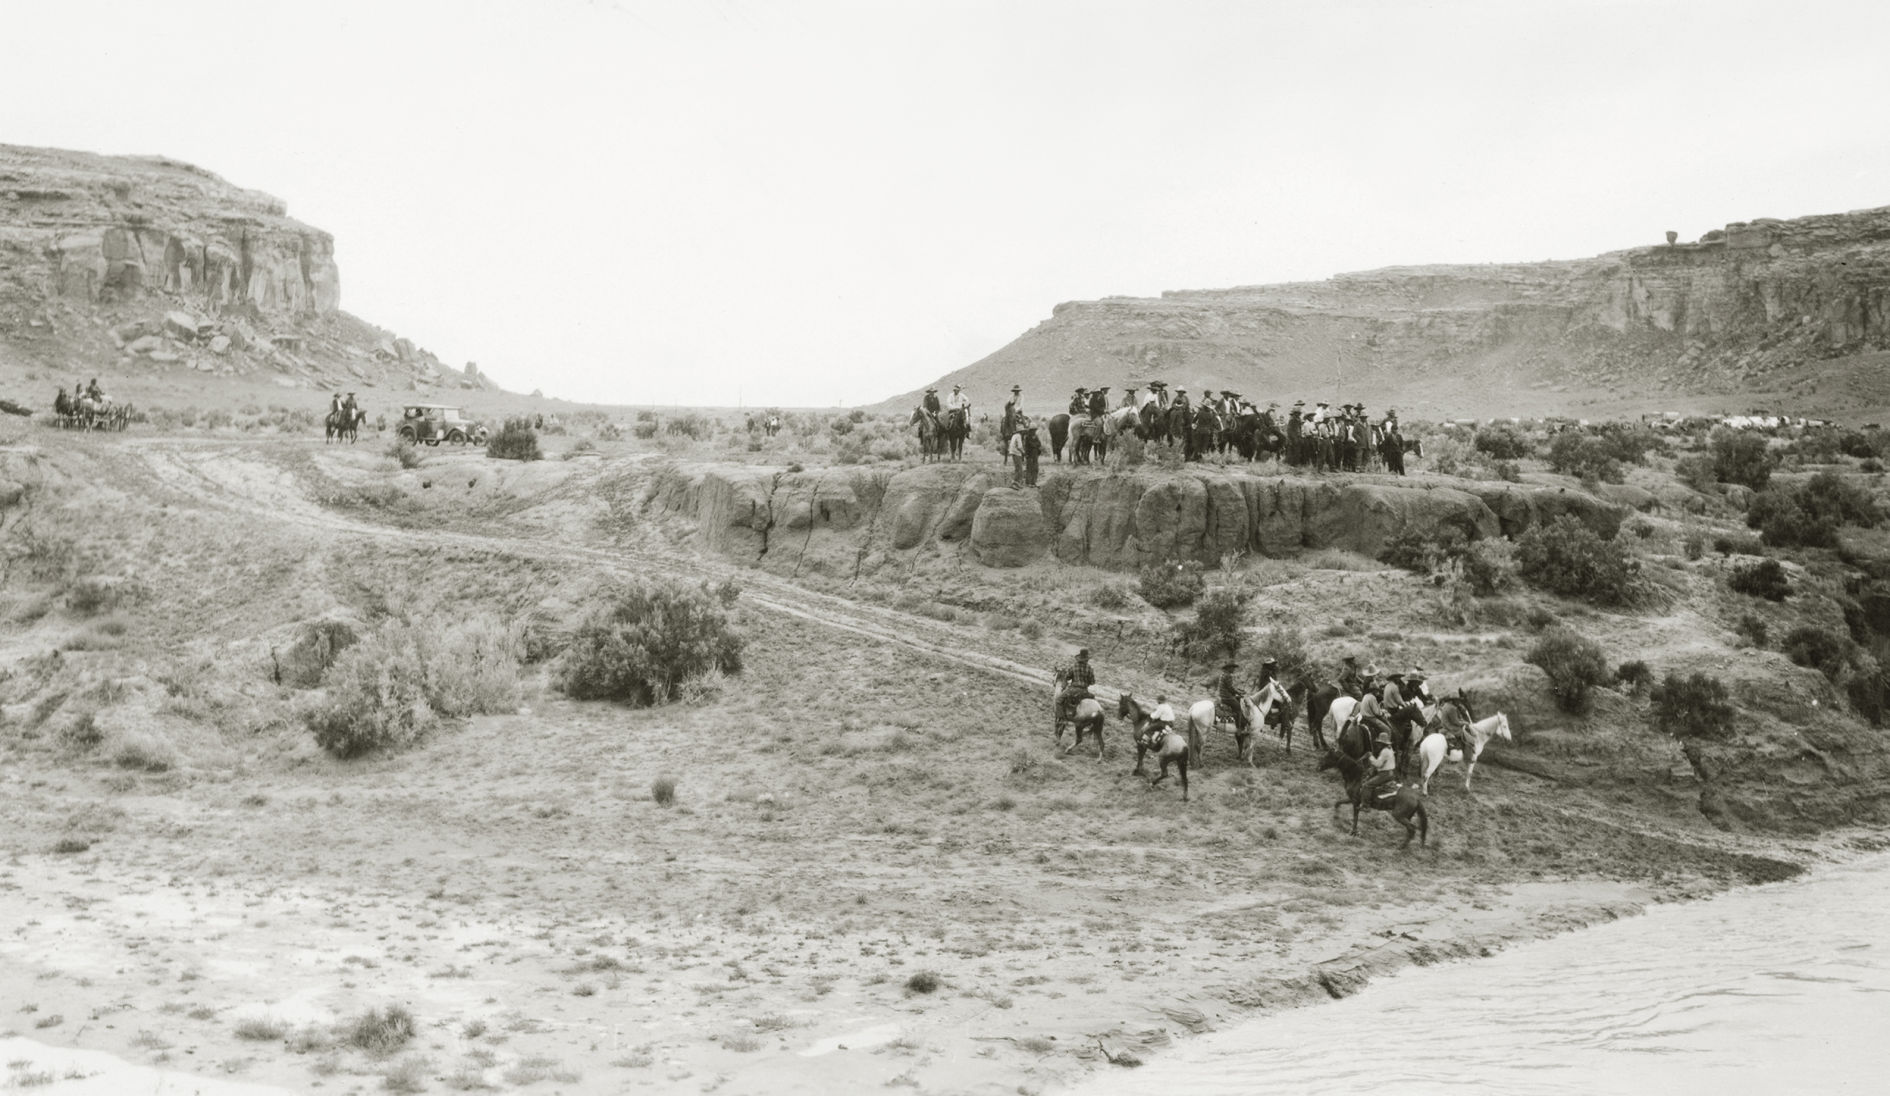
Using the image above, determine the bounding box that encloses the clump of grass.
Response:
[381,1055,430,1093]
[720,1033,762,1053]
[234,1017,289,1041]
[343,1004,417,1056]
[904,971,941,995]
[651,777,677,806]
[50,837,91,855]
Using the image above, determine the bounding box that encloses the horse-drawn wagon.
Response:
[396,404,489,447]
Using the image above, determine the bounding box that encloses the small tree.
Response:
[558,579,745,705]
[1175,588,1253,661]
[1727,558,1791,601]
[1473,424,1532,460]
[1526,626,1612,714]
[1138,559,1207,609]
[1649,672,1737,740]
[1710,428,1772,490]
[1515,515,1639,605]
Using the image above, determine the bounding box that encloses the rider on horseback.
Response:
[1337,654,1365,698]
[1145,695,1176,751]
[1362,731,1398,801]
[1354,665,1394,742]
[1254,656,1285,728]
[1068,388,1088,416]
[1057,648,1096,725]
[1216,660,1248,733]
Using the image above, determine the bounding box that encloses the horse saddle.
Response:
[1372,783,1402,801]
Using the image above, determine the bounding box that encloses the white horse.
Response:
[1416,711,1512,794]
[1323,695,1358,742]
[1235,678,1295,765]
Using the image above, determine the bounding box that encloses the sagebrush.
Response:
[558,579,745,706]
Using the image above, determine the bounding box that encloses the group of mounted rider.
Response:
[978,383,1416,473]
[326,390,367,442]
[1053,645,1497,844]
[51,377,131,431]
[910,384,973,462]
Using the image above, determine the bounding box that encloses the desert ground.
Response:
[2,398,1884,1095]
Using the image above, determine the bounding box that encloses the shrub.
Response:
[557,579,745,706]
[1840,431,1877,459]
[1734,613,1769,648]
[1546,433,1623,483]
[904,971,940,995]
[633,422,657,439]
[1728,558,1790,601]
[386,439,422,469]
[1515,515,1639,605]
[305,616,521,758]
[1865,458,1886,474]
[1525,626,1612,714]
[1748,472,1881,548]
[65,575,126,615]
[486,417,543,461]
[1093,583,1132,610]
[1781,625,1853,681]
[342,1005,416,1056]
[1175,588,1253,661]
[1674,453,1718,494]
[1615,659,1653,693]
[1379,526,1467,573]
[1710,429,1772,489]
[1473,424,1531,460]
[651,777,677,806]
[1138,559,1206,609]
[636,409,656,423]
[1649,672,1737,740]
[1596,424,1666,466]
[666,413,711,439]
[1456,539,1517,596]
[1683,533,1705,560]
[1845,663,1890,726]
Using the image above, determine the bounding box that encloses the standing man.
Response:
[1022,416,1042,486]
[1172,387,1193,459]
[1008,419,1027,488]
[1286,401,1304,466]
[1001,385,1023,457]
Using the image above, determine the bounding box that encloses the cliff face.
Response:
[899,205,1890,421]
[0,144,493,396]
[641,462,1630,581]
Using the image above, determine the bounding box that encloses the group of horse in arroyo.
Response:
[50,388,134,431]
[1050,665,1513,847]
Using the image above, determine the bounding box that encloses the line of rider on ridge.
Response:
[1055,647,1461,793]
[992,382,1414,473]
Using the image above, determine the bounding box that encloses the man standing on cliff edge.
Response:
[1001,385,1022,457]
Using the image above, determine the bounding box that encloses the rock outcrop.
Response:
[0,144,501,397]
[890,203,1890,422]
[642,461,1624,580]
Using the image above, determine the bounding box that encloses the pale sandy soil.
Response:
[0,428,1840,1095]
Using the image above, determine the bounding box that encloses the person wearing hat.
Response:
[1121,385,1139,411]
[946,382,971,414]
[1069,387,1089,416]
[1000,385,1023,457]
[921,386,943,417]
[1145,694,1177,751]
[1258,401,1285,463]
[1087,386,1110,419]
[1354,667,1396,757]
[1253,656,1288,732]
[1056,647,1097,727]
[1361,726,1399,802]
[1139,382,1165,414]
[1021,411,1042,487]
[1285,401,1305,466]
[1382,414,1408,476]
[1171,387,1194,459]
[1337,654,1365,699]
[1215,659,1249,735]
[1008,414,1028,488]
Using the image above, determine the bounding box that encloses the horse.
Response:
[326,406,365,444]
[940,407,968,462]
[1052,674,1107,762]
[1048,413,1070,462]
[1138,402,1166,444]
[1233,678,1295,765]
[908,407,941,462]
[1116,693,1191,801]
[1305,683,1345,752]
[1318,749,1429,847]
[1417,709,1510,795]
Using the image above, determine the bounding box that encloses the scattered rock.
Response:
[163,310,200,340]
[209,334,231,354]
[125,334,164,355]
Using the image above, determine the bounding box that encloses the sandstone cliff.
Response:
[0,144,494,397]
[895,205,1890,422]
[641,462,1627,580]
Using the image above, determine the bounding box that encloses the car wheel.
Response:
[447,430,466,445]
[398,426,415,443]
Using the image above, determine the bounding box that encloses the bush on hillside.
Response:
[1615,659,1653,694]
[1710,428,1773,490]
[1473,425,1532,460]
[1515,514,1639,605]
[386,438,423,469]
[1747,471,1880,548]
[486,417,543,461]
[1674,453,1718,494]
[306,615,522,758]
[1525,626,1612,714]
[1727,557,1790,601]
[1378,526,1467,573]
[1595,424,1666,465]
[1734,613,1770,648]
[557,579,745,706]
[1781,625,1854,682]
[1546,433,1623,483]
[1175,588,1253,661]
[666,413,711,439]
[1649,672,1737,740]
[1138,559,1207,609]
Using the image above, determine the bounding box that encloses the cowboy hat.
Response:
[1076,648,1090,659]
[1363,664,1381,677]
[1406,667,1424,679]
[1341,654,1357,664]
[951,382,962,388]
[1010,384,1022,392]
[1261,656,1278,666]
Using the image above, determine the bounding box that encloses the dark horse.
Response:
[1048,413,1070,462]
[940,407,969,461]
[1318,749,1429,847]
[1116,693,1190,801]
[325,407,365,444]
[1305,683,1347,752]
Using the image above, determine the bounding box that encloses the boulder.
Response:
[1305,483,1499,557]
[126,334,164,355]
[882,465,980,550]
[970,487,1051,567]
[151,351,181,363]
[209,334,231,354]
[0,480,24,509]
[163,310,200,340]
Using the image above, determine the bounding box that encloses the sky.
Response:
[7,0,1890,407]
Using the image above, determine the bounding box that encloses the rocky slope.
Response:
[639,461,1638,579]
[895,205,1890,422]
[0,144,494,399]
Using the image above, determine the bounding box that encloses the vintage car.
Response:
[396,404,489,446]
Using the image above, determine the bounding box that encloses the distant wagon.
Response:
[396,403,489,447]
